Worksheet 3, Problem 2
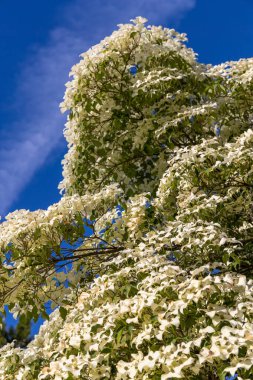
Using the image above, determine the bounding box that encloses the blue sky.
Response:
[1,0,253,333]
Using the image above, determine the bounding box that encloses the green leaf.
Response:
[59,307,68,321]
[116,328,124,344]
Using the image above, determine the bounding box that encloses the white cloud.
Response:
[0,0,196,216]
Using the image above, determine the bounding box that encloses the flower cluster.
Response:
[0,253,252,379]
[0,17,253,379]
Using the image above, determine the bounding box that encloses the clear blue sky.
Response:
[1,0,252,334]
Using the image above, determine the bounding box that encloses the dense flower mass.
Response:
[0,254,253,379]
[0,17,253,379]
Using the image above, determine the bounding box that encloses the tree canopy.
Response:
[0,17,252,379]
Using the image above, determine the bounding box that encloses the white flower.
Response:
[138,351,161,372]
[69,335,81,348]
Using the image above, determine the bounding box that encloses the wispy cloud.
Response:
[0,0,196,216]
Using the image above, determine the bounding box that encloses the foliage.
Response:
[0,316,31,348]
[0,17,253,379]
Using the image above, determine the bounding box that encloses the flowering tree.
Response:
[0,17,253,379]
